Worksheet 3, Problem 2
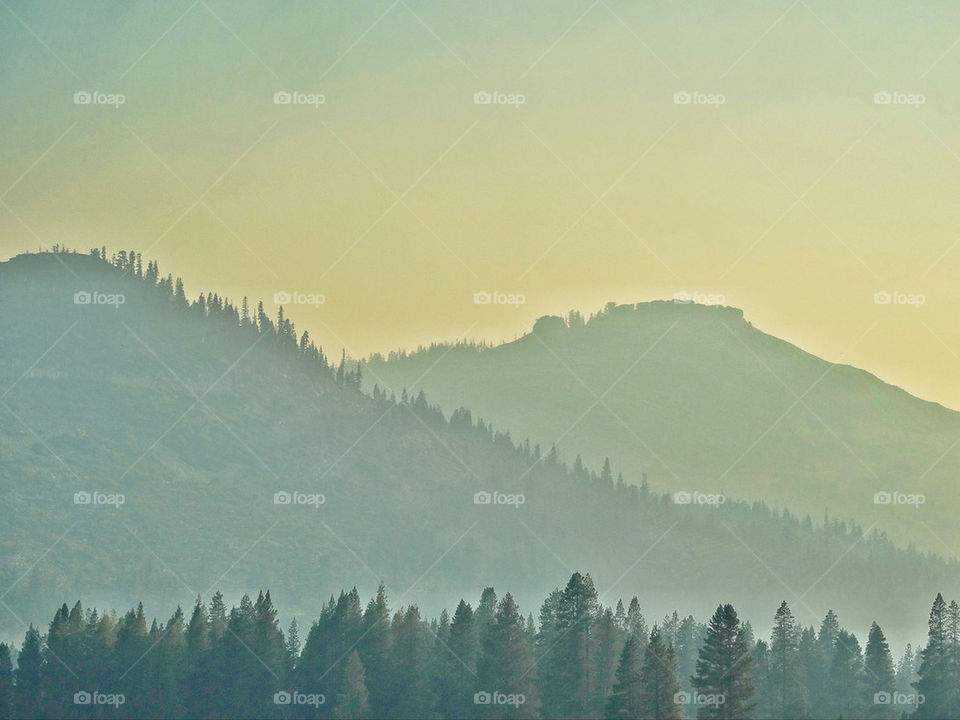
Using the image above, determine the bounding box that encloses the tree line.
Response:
[0,572,955,719]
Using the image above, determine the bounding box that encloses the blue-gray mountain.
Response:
[0,250,956,647]
[365,302,960,556]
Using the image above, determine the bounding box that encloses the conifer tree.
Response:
[638,626,682,720]
[606,633,643,719]
[384,606,432,718]
[0,643,12,720]
[15,625,43,719]
[827,629,866,719]
[591,607,622,714]
[626,597,648,647]
[477,593,539,719]
[437,600,479,718]
[539,572,599,717]
[155,607,188,718]
[768,601,806,718]
[284,618,300,680]
[359,583,391,717]
[334,650,370,719]
[895,642,916,699]
[915,593,951,718]
[863,621,896,719]
[691,604,755,719]
[209,591,228,643]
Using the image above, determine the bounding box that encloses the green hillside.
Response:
[0,250,956,646]
[366,302,960,555]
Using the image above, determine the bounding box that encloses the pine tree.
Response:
[477,593,539,719]
[863,621,896,718]
[209,591,228,643]
[184,597,214,719]
[797,624,819,716]
[359,583,391,717]
[284,618,300,680]
[0,643,12,720]
[626,597,648,647]
[948,600,960,717]
[606,633,643,719]
[540,572,599,718]
[915,593,951,718]
[751,639,772,719]
[437,600,479,718]
[768,601,807,718]
[114,602,151,717]
[155,607,188,718]
[42,602,81,718]
[638,626,682,720]
[591,607,622,714]
[691,604,755,719]
[249,590,286,715]
[15,625,43,718]
[827,629,866,719]
[384,606,432,718]
[334,650,370,719]
[809,608,840,717]
[896,643,921,714]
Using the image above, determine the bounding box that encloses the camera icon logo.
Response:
[874,692,892,705]
[473,291,491,305]
[474,491,492,505]
[474,91,492,105]
[273,291,292,305]
[474,691,492,705]
[873,291,891,305]
[74,691,92,704]
[673,491,692,505]
[874,91,892,105]
[274,91,292,105]
[674,91,691,105]
[274,691,292,705]
[874,491,892,505]
[74,291,92,305]
[73,91,92,105]
[74,491,92,505]
[274,491,292,505]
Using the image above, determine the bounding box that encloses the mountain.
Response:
[365,302,960,556]
[0,250,956,646]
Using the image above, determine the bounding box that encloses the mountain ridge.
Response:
[365,298,960,556]
[1,249,957,647]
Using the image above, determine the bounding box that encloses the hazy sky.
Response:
[3,1,960,408]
